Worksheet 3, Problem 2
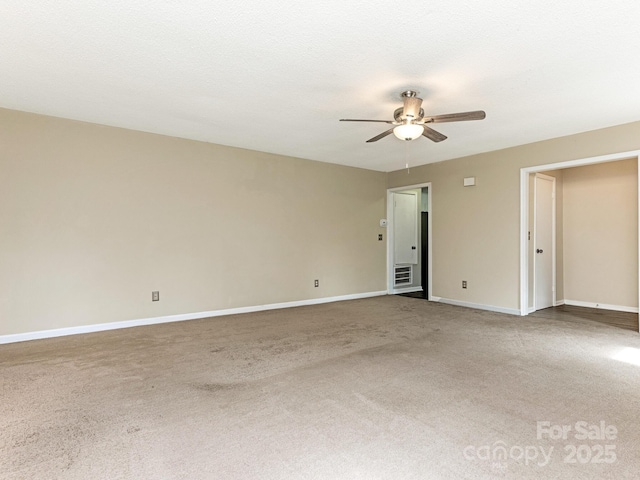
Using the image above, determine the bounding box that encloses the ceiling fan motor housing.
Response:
[401,95,423,120]
[394,107,425,122]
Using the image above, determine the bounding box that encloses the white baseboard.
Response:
[563,299,639,314]
[390,286,423,295]
[554,299,566,307]
[0,290,388,345]
[431,296,520,316]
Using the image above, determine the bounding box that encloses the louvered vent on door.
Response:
[394,265,412,286]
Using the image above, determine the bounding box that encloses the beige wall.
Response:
[562,159,638,307]
[0,108,387,336]
[3,107,640,337]
[388,121,640,311]
[550,171,564,303]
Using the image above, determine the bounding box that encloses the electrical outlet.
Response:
[378,234,383,241]
[152,291,159,301]
[314,279,319,288]
[462,281,467,289]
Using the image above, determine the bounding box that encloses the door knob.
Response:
[536,248,543,253]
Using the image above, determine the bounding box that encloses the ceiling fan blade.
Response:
[366,128,395,143]
[422,126,447,142]
[340,119,394,123]
[426,110,486,123]
[402,96,423,120]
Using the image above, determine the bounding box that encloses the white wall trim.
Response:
[0,291,388,345]
[520,150,640,318]
[431,296,520,316]
[554,299,566,307]
[563,299,639,314]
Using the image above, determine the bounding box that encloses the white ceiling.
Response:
[2,1,640,172]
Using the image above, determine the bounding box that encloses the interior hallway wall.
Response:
[562,158,638,309]
[392,188,421,289]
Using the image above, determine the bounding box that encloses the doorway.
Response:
[519,150,640,328]
[387,182,432,299]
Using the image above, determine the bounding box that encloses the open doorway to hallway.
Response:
[387,183,432,300]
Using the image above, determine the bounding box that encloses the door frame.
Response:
[532,173,557,311]
[519,150,640,318]
[387,182,432,296]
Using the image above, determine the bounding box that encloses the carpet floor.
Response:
[1,296,639,479]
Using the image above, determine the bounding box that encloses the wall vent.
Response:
[394,265,412,286]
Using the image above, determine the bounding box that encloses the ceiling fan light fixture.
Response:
[393,123,424,141]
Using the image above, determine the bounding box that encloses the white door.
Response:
[534,174,555,310]
[394,192,418,264]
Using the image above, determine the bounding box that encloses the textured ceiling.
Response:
[1,1,640,172]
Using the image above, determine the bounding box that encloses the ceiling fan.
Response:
[340,90,486,143]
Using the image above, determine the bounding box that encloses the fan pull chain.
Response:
[405,141,410,174]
